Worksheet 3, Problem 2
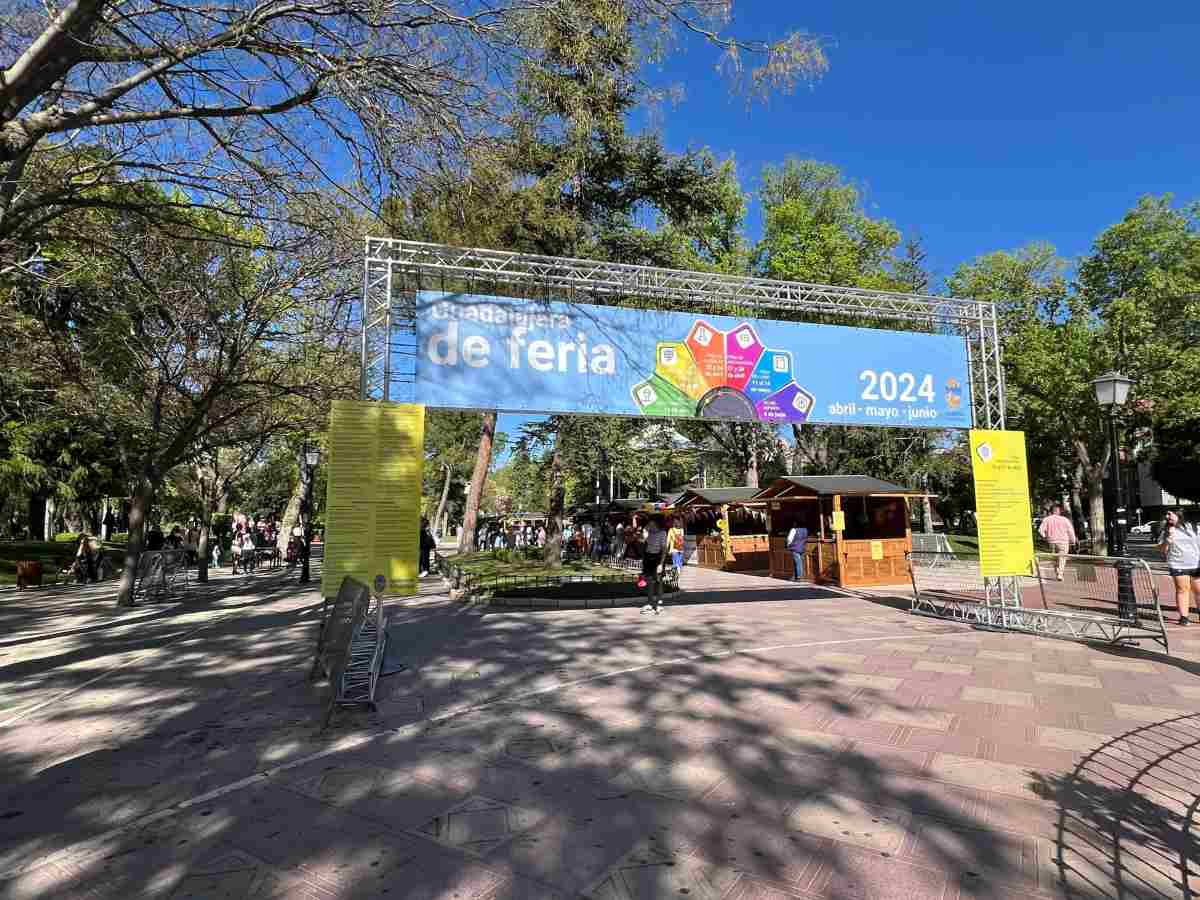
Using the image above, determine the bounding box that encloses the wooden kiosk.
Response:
[754,476,923,588]
[673,487,769,572]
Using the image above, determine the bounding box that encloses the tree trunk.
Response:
[1074,438,1108,556]
[116,476,155,606]
[197,490,213,583]
[543,429,564,568]
[746,439,759,489]
[1085,478,1106,556]
[790,424,805,474]
[1069,463,1086,547]
[28,490,47,540]
[277,491,301,555]
[434,464,452,541]
[458,411,496,554]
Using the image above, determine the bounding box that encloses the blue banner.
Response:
[414,292,973,429]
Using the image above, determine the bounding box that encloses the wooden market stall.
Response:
[753,476,924,588]
[673,488,769,572]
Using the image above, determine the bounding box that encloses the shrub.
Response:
[108,532,130,544]
[54,532,83,543]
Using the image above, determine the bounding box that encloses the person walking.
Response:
[666,517,686,574]
[230,524,242,574]
[640,514,668,614]
[419,518,435,577]
[1159,509,1200,625]
[786,521,809,581]
[1038,504,1077,581]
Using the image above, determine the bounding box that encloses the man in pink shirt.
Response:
[1039,504,1077,580]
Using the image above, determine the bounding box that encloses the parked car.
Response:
[1129,522,1152,535]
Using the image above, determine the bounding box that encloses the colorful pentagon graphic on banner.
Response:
[631,320,815,423]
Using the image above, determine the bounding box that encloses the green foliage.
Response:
[1151,419,1200,502]
[54,532,83,543]
[757,159,903,290]
[949,196,1200,542]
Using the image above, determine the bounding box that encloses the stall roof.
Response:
[609,498,655,511]
[677,487,762,506]
[754,475,923,499]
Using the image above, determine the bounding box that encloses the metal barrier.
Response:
[132,549,190,602]
[438,551,679,599]
[911,532,955,559]
[909,551,1168,651]
[310,576,386,728]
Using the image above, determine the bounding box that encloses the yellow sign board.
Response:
[831,510,846,532]
[321,400,424,598]
[870,540,883,561]
[969,429,1035,577]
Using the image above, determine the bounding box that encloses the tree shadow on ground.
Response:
[0,576,1084,899]
[1029,713,1200,900]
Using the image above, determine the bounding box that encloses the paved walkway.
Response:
[1,566,1198,898]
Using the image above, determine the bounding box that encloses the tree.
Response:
[751,158,942,485]
[8,193,358,603]
[1151,420,1200,503]
[424,410,501,539]
[757,159,903,291]
[1,0,825,276]
[458,412,497,554]
[951,197,1200,550]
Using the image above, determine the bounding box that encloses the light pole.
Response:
[299,441,321,584]
[1091,371,1135,619]
[1091,371,1134,555]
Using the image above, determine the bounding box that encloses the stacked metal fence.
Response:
[909,550,1168,651]
[311,576,387,728]
[132,549,190,602]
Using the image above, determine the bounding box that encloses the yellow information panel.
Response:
[969,429,1035,577]
[321,400,424,598]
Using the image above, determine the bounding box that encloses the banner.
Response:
[321,400,424,598]
[415,292,973,429]
[969,429,1035,577]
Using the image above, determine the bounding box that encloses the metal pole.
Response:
[1111,412,1126,557]
[1110,411,1136,621]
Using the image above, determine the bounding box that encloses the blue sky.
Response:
[635,1,1200,284]
[497,3,1200,459]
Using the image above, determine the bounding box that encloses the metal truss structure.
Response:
[337,596,386,708]
[909,552,1169,651]
[361,238,1007,430]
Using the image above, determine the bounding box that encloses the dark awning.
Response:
[754,475,922,499]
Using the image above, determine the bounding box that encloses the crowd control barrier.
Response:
[310,576,387,728]
[909,551,1168,651]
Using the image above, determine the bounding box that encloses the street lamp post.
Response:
[1091,371,1135,619]
[299,442,321,585]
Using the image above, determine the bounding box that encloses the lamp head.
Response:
[1091,371,1133,408]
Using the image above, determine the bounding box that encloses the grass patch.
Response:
[946,534,979,555]
[442,550,626,580]
[0,540,126,586]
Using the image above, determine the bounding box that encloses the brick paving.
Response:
[0,565,1198,899]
